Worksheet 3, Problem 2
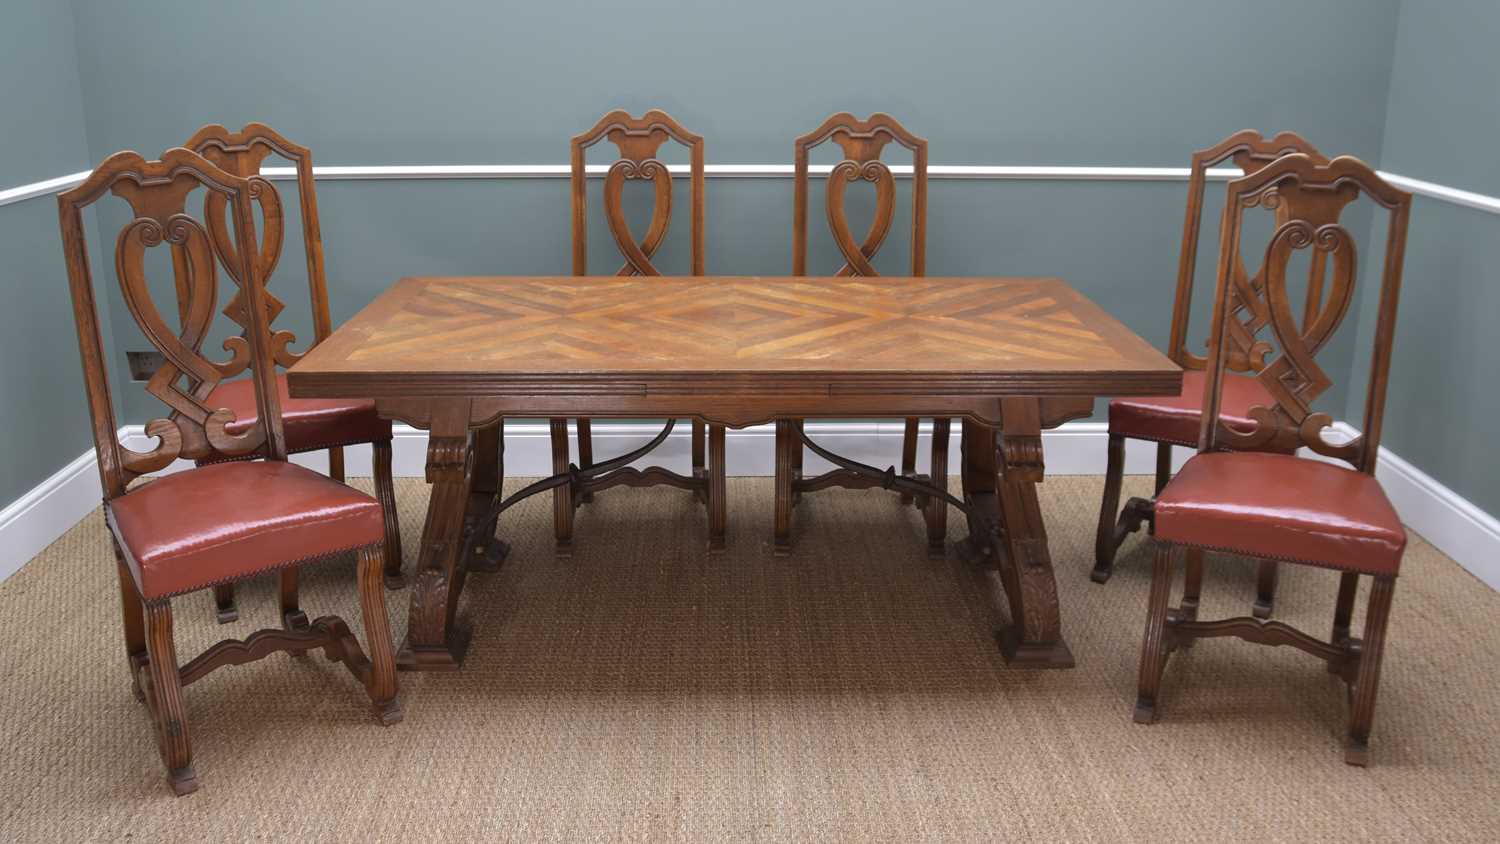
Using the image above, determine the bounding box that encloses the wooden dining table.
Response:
[288,275,1180,672]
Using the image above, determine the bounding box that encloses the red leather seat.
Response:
[1109,370,1277,446]
[1154,451,1406,575]
[107,461,386,599]
[200,373,390,462]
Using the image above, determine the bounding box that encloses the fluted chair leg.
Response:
[924,418,950,555]
[549,418,574,554]
[899,417,920,505]
[356,545,403,725]
[143,600,196,796]
[1134,542,1175,724]
[1345,576,1396,766]
[372,439,404,589]
[1092,433,1128,583]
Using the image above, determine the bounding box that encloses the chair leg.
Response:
[1153,442,1173,495]
[899,417,920,505]
[211,583,238,624]
[113,542,147,701]
[355,545,403,726]
[1177,547,1203,650]
[774,419,795,556]
[924,418,950,555]
[280,568,309,657]
[1345,576,1396,766]
[143,600,196,796]
[707,424,726,551]
[691,420,706,477]
[372,439,405,589]
[1134,542,1175,724]
[549,418,574,554]
[1253,560,1280,619]
[328,445,346,484]
[575,418,594,503]
[1331,571,1360,647]
[1092,432,1127,583]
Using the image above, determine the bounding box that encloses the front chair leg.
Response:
[143,600,196,796]
[1253,560,1280,619]
[1134,542,1176,724]
[1345,576,1396,766]
[1092,433,1127,583]
[356,545,403,725]
[212,583,238,624]
[372,439,405,589]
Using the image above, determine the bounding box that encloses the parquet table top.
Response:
[290,276,1180,398]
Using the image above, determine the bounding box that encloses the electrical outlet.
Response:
[126,350,166,381]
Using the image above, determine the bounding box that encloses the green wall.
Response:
[1345,0,1500,516]
[0,1,102,504]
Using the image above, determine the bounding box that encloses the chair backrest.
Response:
[57,148,287,501]
[571,109,705,276]
[1199,154,1412,473]
[793,113,927,277]
[1167,130,1328,372]
[184,122,331,376]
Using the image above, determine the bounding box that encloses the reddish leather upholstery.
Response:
[107,461,385,599]
[199,373,390,463]
[1155,452,1405,575]
[1109,370,1278,446]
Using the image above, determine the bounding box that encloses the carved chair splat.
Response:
[552,109,725,552]
[58,148,400,796]
[184,123,404,625]
[778,112,943,555]
[1093,130,1330,620]
[1133,154,1412,766]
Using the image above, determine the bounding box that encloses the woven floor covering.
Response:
[1,475,1497,841]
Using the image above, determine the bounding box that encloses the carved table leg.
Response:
[992,398,1074,668]
[464,420,509,573]
[398,400,475,671]
[707,424,726,552]
[924,418,950,557]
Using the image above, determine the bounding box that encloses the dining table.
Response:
[287,275,1181,672]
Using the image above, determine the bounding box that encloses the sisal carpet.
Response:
[1,474,1498,841]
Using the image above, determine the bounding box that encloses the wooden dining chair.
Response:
[775,112,942,554]
[1133,153,1411,766]
[552,109,726,552]
[58,148,401,795]
[182,123,402,624]
[1093,130,1328,620]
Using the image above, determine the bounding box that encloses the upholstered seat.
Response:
[107,461,385,599]
[1108,370,1277,446]
[1154,451,1406,575]
[200,373,390,461]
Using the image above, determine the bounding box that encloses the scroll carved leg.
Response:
[774,419,795,556]
[372,438,406,588]
[899,417,920,506]
[1092,432,1127,583]
[707,424,726,552]
[924,418,950,556]
[143,600,196,796]
[1253,560,1280,619]
[212,583,238,625]
[1134,543,1175,724]
[549,418,574,556]
[398,403,475,671]
[355,545,402,725]
[464,421,509,573]
[993,397,1073,668]
[1345,576,1396,766]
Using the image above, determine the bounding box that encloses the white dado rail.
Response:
[4,163,1500,215]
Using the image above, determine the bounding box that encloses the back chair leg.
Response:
[899,417,920,505]
[1177,547,1203,650]
[280,569,308,658]
[143,600,196,796]
[113,543,147,701]
[1345,576,1396,766]
[356,546,403,726]
[924,418,950,555]
[549,418,574,554]
[1153,442,1173,494]
[1331,571,1360,650]
[372,439,404,588]
[790,419,804,504]
[328,445,346,484]
[692,420,706,478]
[1092,433,1127,583]
[575,419,594,503]
[1134,542,1175,724]
[1253,561,1280,619]
[211,584,238,624]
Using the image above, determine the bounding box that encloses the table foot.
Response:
[997,627,1075,668]
[396,627,470,672]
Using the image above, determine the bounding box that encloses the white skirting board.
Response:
[2,422,1496,592]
